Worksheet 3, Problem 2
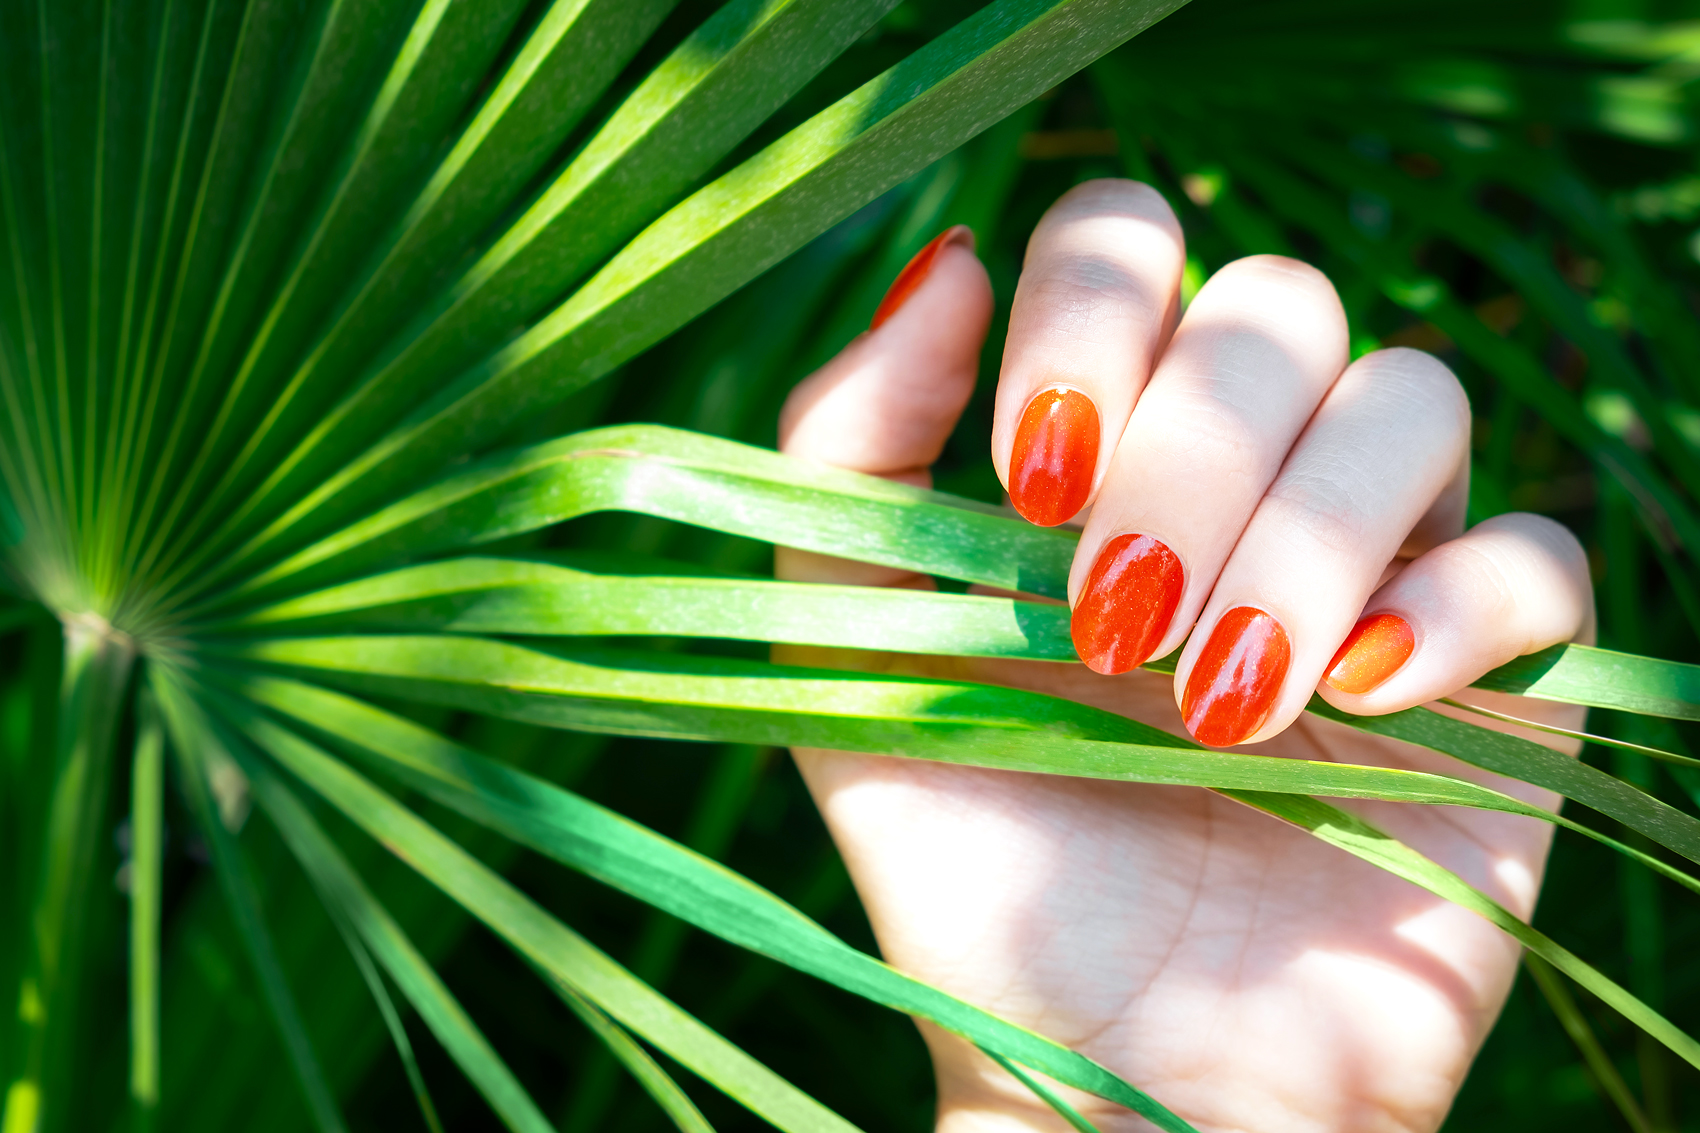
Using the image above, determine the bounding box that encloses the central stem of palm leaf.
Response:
[2,617,135,1133]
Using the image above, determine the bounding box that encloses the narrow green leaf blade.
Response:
[197,683,868,1133]
[1471,642,1700,721]
[1524,953,1654,1133]
[215,424,1073,604]
[150,670,347,1133]
[129,691,165,1122]
[183,0,684,564]
[207,422,1700,738]
[209,636,1597,808]
[236,746,548,1133]
[226,670,1204,1131]
[224,0,905,576]
[151,0,537,557]
[1310,700,1700,870]
[212,0,1194,586]
[979,1048,1102,1133]
[555,984,716,1133]
[218,635,1700,892]
[226,554,1075,661]
[330,924,447,1133]
[4,622,134,1133]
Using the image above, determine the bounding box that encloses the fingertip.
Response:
[1316,514,1594,716]
[1041,178,1182,245]
[870,225,978,331]
[1009,386,1099,526]
[1321,613,1416,696]
[779,227,992,475]
[1178,605,1292,747]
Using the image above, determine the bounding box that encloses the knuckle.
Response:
[1157,394,1270,482]
[1018,259,1166,335]
[1359,347,1470,432]
[1449,541,1523,624]
[1451,513,1591,647]
[1218,254,1339,303]
[1049,178,1182,235]
[1191,256,1349,360]
[1476,511,1590,580]
[1331,348,1471,472]
[1259,475,1375,558]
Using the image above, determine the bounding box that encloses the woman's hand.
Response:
[775,180,1595,1132]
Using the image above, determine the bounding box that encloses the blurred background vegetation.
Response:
[6,0,1700,1127]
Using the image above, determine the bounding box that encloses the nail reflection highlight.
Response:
[1182,606,1290,747]
[1071,534,1184,674]
[1009,387,1098,527]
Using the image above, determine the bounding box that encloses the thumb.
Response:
[778,225,993,486]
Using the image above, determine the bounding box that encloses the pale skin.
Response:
[774,180,1596,1132]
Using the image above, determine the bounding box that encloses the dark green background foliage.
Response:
[6,0,1700,1129]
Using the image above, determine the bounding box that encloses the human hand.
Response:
[774,180,1596,1132]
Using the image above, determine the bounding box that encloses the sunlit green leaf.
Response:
[218,639,1700,892]
[226,553,1076,661]
[554,984,718,1133]
[217,424,1070,603]
[129,692,164,1122]
[11,0,1700,1124]
[205,0,1194,590]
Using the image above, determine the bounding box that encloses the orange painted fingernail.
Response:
[1182,606,1291,747]
[1324,613,1414,695]
[1071,534,1184,674]
[1009,387,1098,527]
[870,225,974,330]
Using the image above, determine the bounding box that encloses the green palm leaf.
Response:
[6,0,1700,1129]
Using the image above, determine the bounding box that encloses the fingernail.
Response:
[1324,613,1414,695]
[870,225,974,330]
[1009,387,1098,527]
[1071,534,1184,674]
[1182,606,1291,747]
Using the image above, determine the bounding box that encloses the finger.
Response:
[777,226,992,586]
[1067,256,1350,675]
[1172,347,1471,746]
[1318,512,1595,712]
[779,226,988,482]
[1400,442,1469,560]
[990,179,1185,527]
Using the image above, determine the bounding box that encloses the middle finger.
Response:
[1068,254,1350,675]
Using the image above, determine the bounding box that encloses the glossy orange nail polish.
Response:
[870,225,973,330]
[1009,387,1099,527]
[1324,613,1414,694]
[1072,534,1184,674]
[1182,606,1291,747]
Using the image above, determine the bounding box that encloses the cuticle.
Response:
[1365,609,1417,651]
[1023,381,1095,411]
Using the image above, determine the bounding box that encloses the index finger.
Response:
[991,179,1186,527]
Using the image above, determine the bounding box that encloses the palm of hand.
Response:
[791,658,1574,1133]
